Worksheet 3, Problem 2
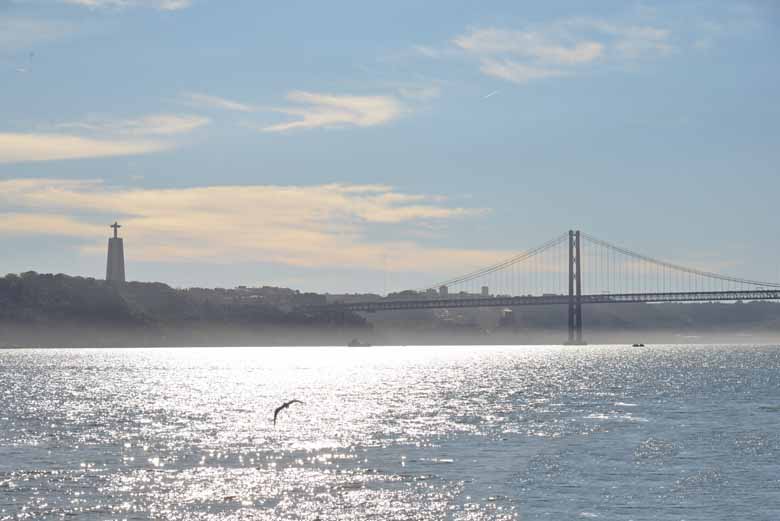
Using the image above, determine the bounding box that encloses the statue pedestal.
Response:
[106,237,125,283]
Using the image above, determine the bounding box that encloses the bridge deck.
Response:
[308,290,780,313]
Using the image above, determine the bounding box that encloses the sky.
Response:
[1,0,779,293]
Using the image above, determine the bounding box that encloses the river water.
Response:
[0,345,778,520]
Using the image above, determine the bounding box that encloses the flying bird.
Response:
[273,399,303,425]
[483,90,500,99]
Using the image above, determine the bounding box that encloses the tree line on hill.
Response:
[0,272,364,347]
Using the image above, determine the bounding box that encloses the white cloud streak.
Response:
[453,19,673,84]
[454,28,604,64]
[0,134,169,163]
[182,90,409,133]
[2,113,209,164]
[262,91,405,133]
[57,113,209,136]
[572,20,673,58]
[62,0,191,10]
[413,45,443,59]
[129,114,209,135]
[0,179,501,273]
[480,60,569,84]
[180,92,257,113]
[397,85,441,101]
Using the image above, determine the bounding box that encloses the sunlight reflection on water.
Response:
[1,344,779,520]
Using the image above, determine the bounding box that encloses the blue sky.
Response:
[1,0,778,292]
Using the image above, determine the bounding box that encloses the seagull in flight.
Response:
[483,90,500,99]
[273,399,303,425]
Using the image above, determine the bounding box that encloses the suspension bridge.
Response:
[313,231,780,344]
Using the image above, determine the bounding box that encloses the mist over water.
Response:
[1,344,779,520]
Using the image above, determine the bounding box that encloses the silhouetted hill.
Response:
[0,272,365,347]
[0,272,143,325]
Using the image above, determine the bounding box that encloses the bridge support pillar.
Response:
[567,230,585,345]
[568,230,575,343]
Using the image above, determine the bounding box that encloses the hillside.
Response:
[0,272,365,347]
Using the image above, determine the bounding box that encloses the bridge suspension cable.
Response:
[426,232,568,294]
[579,232,780,294]
[420,230,780,298]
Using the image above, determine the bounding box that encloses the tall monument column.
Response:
[106,221,126,283]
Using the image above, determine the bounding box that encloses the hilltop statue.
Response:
[106,221,126,283]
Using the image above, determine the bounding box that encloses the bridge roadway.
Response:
[308,290,780,313]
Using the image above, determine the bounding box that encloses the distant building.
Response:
[106,221,125,283]
[481,286,489,296]
[439,285,448,296]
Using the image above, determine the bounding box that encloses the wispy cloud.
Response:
[454,28,604,64]
[62,0,192,10]
[480,60,569,85]
[0,212,105,238]
[181,90,410,134]
[571,20,673,59]
[412,44,445,59]
[0,178,501,273]
[0,134,168,163]
[1,113,209,164]
[128,114,209,135]
[262,91,405,133]
[57,113,210,136]
[397,85,441,101]
[180,92,257,113]
[453,18,673,84]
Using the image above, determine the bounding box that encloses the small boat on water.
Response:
[348,338,371,347]
[632,343,645,347]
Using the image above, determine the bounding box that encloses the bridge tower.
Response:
[567,230,584,344]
